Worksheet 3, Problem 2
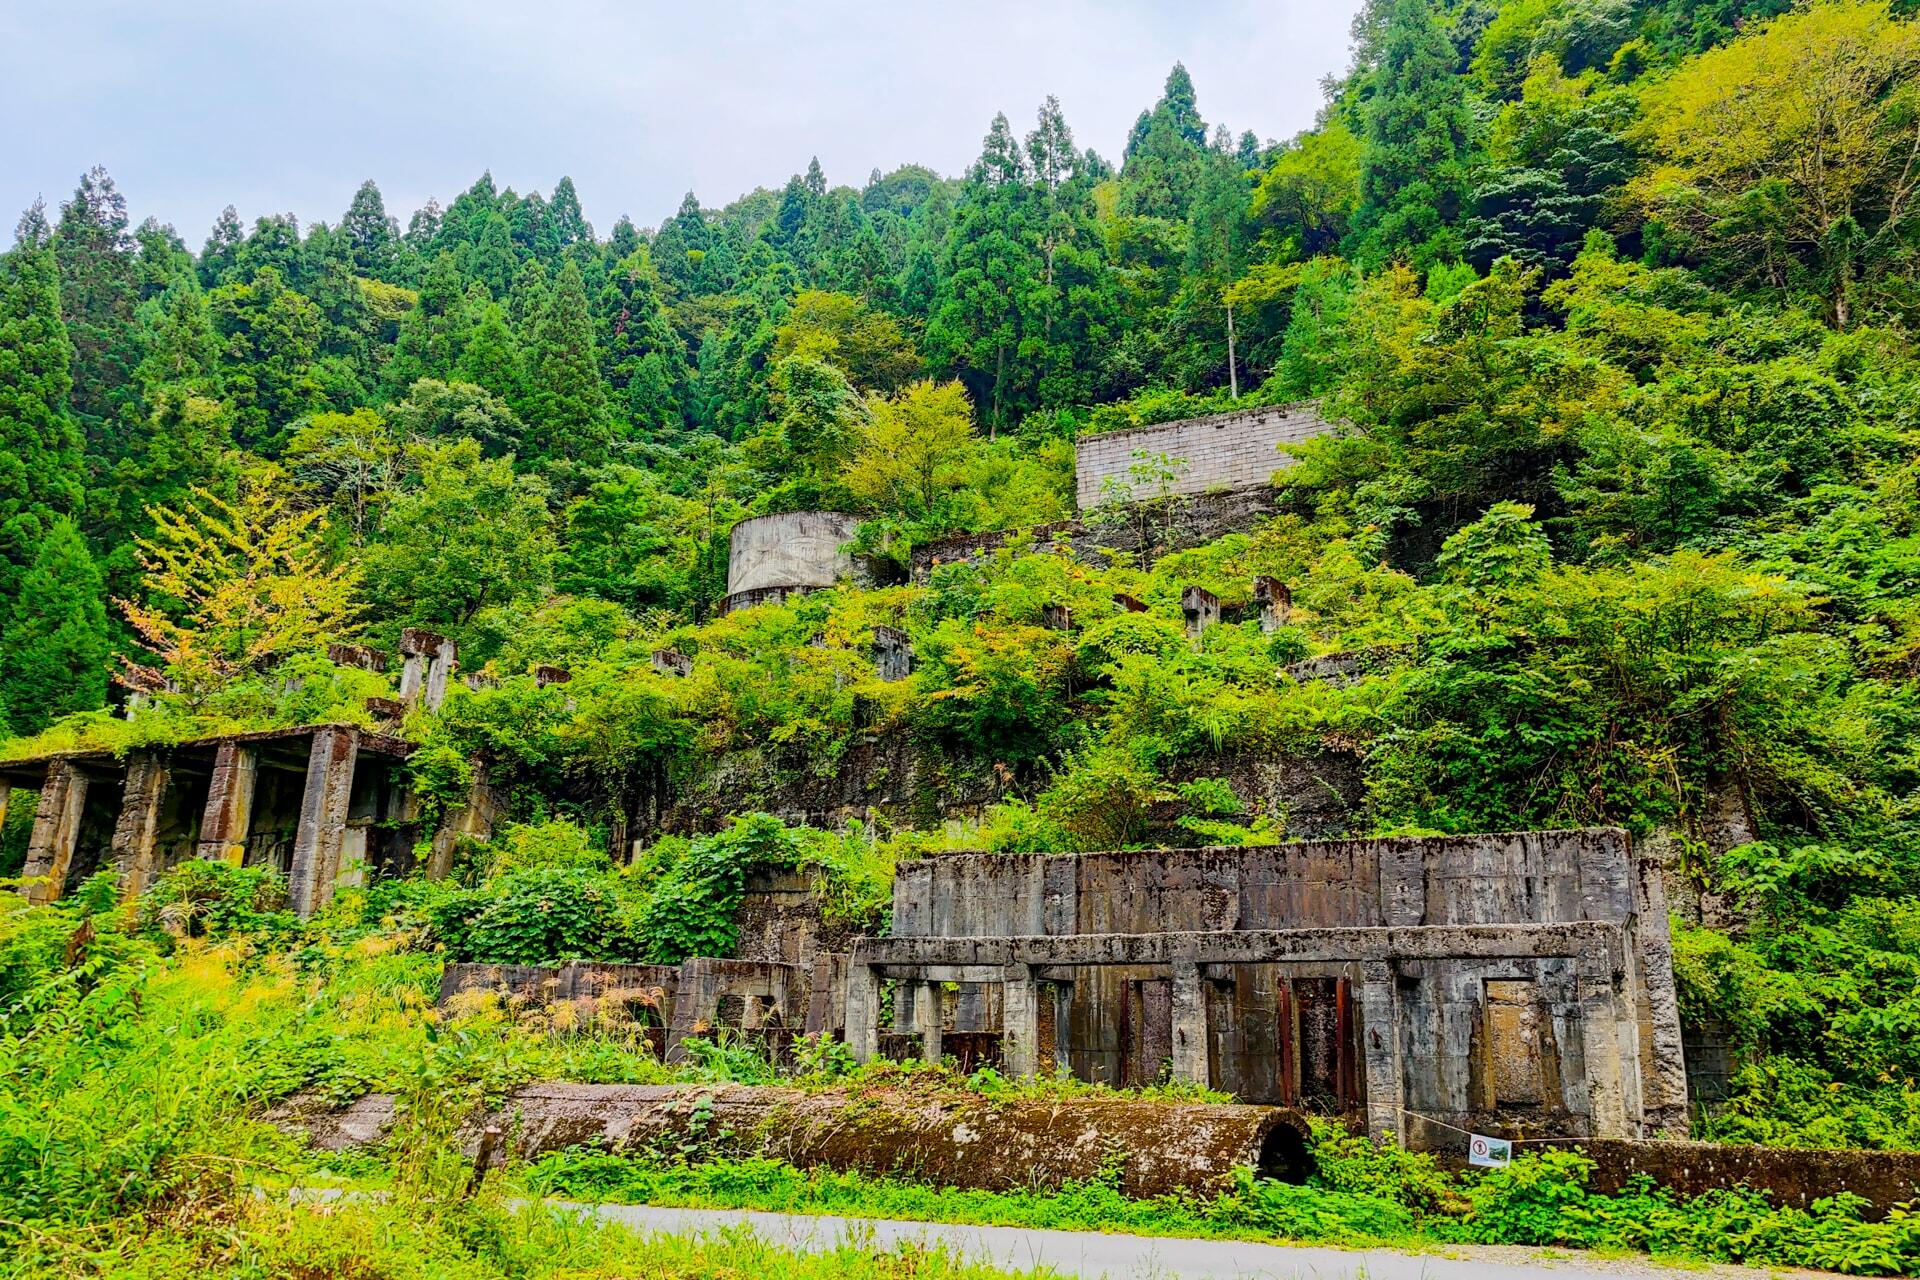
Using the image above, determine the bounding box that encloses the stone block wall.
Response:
[1074,402,1332,509]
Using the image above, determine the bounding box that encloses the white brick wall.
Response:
[1074,402,1332,510]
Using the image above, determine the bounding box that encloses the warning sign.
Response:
[1468,1133,1513,1168]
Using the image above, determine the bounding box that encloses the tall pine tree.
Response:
[53,166,140,453]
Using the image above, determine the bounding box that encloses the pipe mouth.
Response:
[1254,1114,1315,1184]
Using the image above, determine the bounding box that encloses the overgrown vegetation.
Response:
[10,0,1920,1271]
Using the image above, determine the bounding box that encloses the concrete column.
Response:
[195,741,257,864]
[1001,965,1040,1077]
[1252,576,1291,633]
[844,961,881,1063]
[1633,855,1691,1136]
[423,637,456,712]
[0,781,10,834]
[111,753,171,900]
[919,982,944,1064]
[1361,961,1405,1145]
[1169,960,1209,1086]
[1180,586,1220,642]
[427,761,500,880]
[288,727,359,919]
[1578,953,1630,1138]
[21,761,87,904]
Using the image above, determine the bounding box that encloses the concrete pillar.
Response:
[873,626,913,682]
[533,665,571,688]
[1578,954,1631,1138]
[918,982,944,1064]
[427,761,500,880]
[650,649,693,678]
[1181,586,1220,642]
[288,726,358,919]
[21,761,87,904]
[845,961,881,1063]
[1252,577,1291,633]
[398,627,454,708]
[1633,855,1691,1136]
[1360,961,1405,1145]
[1169,960,1209,1086]
[0,782,10,839]
[195,741,257,864]
[1041,604,1073,632]
[1001,965,1040,1077]
[111,753,171,900]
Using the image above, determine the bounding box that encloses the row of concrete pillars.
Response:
[1047,576,1294,643]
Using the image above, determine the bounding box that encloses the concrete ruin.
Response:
[434,830,1688,1151]
[846,829,1688,1145]
[5,724,422,914]
[1074,402,1332,509]
[723,511,864,614]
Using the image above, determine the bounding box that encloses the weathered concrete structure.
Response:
[1074,402,1332,510]
[723,511,864,614]
[5,725,423,917]
[845,829,1688,1147]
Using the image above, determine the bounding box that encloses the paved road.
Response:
[561,1201,1712,1280]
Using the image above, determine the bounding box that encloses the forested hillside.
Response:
[8,0,1920,1162]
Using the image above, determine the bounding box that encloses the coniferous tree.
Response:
[198,205,244,287]
[386,252,470,393]
[522,258,610,461]
[0,221,86,604]
[461,297,522,407]
[1351,0,1475,266]
[0,518,108,735]
[53,166,141,448]
[341,179,399,277]
[598,249,687,436]
[547,177,592,254]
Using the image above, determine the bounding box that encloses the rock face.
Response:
[268,1082,1313,1198]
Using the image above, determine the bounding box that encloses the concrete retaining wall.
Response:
[1074,403,1332,510]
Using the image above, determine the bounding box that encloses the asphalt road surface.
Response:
[567,1201,1741,1280]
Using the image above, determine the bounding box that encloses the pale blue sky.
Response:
[3,1,1363,243]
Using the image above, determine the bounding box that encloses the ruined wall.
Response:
[724,511,862,612]
[1074,402,1332,509]
[890,830,1643,938]
[911,487,1281,583]
[873,830,1683,1139]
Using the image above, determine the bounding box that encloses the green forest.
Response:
[9,0,1920,1273]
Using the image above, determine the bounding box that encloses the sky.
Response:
[2,1,1363,244]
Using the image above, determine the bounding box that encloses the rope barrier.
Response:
[1378,1104,1595,1145]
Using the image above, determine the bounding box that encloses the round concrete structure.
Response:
[723,511,862,614]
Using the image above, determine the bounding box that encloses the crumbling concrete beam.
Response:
[327,642,388,673]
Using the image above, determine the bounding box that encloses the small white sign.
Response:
[1468,1134,1513,1168]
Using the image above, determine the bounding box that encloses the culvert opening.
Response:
[1255,1121,1314,1184]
